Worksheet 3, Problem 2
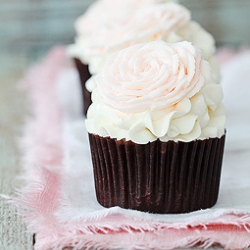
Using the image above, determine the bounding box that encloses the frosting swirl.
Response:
[84,3,190,57]
[85,41,226,144]
[97,41,210,113]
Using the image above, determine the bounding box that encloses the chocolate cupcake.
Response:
[89,134,225,213]
[86,41,226,214]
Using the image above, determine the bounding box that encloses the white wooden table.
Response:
[0,0,249,249]
[0,73,33,249]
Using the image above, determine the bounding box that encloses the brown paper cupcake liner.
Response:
[73,58,92,116]
[88,133,226,214]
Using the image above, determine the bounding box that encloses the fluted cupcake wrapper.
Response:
[73,58,92,116]
[88,133,226,214]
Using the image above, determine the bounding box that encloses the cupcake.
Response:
[68,0,219,115]
[85,41,226,214]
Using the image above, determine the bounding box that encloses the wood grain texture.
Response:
[179,0,250,46]
[0,74,32,250]
[0,0,93,76]
[1,0,250,77]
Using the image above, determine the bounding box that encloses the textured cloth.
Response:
[14,46,250,249]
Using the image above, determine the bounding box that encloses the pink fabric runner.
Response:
[12,46,250,249]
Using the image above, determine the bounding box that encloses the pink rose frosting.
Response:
[75,0,178,36]
[96,41,211,113]
[75,0,131,36]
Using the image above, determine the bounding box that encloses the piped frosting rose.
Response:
[97,41,210,113]
[85,41,226,144]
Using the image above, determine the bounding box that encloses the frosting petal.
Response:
[86,41,226,143]
[97,41,210,113]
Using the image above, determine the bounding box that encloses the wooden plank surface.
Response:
[0,0,93,77]
[179,0,250,46]
[0,73,33,249]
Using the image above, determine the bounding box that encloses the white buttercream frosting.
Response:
[69,2,190,72]
[85,41,226,144]
[68,1,219,83]
[68,0,178,54]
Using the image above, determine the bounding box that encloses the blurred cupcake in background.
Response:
[68,0,219,115]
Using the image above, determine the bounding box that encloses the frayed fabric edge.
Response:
[10,189,250,250]
[34,223,250,250]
